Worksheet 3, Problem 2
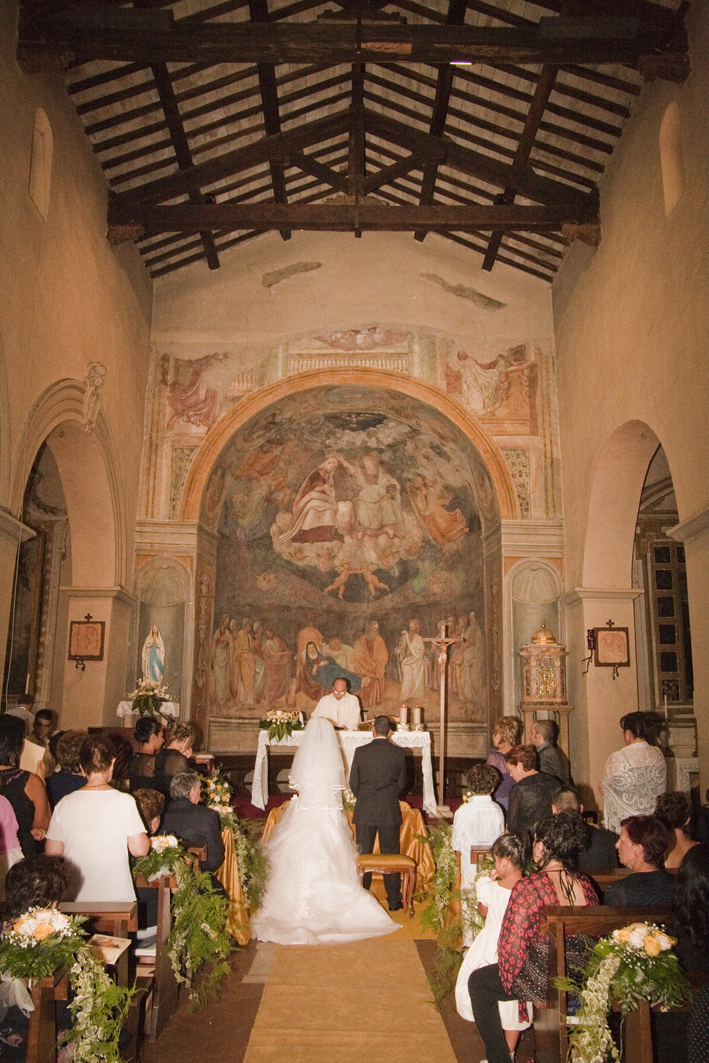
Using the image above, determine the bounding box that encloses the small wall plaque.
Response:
[593,626,630,668]
[68,620,105,662]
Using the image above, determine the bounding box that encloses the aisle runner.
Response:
[243,937,458,1063]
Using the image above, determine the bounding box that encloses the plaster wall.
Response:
[553,0,709,794]
[0,0,153,722]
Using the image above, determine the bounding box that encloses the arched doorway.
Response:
[183,377,516,754]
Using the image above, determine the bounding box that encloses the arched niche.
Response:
[134,557,191,701]
[659,102,684,217]
[187,378,510,736]
[583,421,661,589]
[506,559,564,712]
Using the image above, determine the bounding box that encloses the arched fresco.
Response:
[197,384,503,726]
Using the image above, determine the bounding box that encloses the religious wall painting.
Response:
[205,399,491,724]
[166,351,231,433]
[440,340,539,435]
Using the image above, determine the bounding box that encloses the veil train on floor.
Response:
[251,717,399,945]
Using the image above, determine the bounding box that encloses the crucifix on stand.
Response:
[423,621,464,813]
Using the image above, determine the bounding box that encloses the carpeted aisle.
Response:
[242,937,459,1063]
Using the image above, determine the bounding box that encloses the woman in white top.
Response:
[251,717,398,945]
[455,833,532,1054]
[452,764,505,947]
[599,712,666,834]
[46,734,149,901]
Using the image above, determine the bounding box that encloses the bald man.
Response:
[311,679,361,730]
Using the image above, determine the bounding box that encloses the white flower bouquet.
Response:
[126,678,175,716]
[258,709,304,742]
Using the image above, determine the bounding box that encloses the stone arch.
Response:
[582,420,661,589]
[179,367,520,522]
[504,558,564,714]
[659,102,684,216]
[10,379,127,586]
[28,107,53,221]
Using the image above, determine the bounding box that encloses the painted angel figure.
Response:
[141,625,166,684]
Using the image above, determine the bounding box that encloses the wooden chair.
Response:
[356,853,416,916]
[534,905,673,1063]
[59,900,137,987]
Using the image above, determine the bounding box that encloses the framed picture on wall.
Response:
[593,626,630,668]
[68,620,105,661]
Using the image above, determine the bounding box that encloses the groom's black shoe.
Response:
[388,902,404,911]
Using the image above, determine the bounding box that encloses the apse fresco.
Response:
[207,389,493,723]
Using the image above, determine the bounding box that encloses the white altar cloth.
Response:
[252,728,436,817]
[116,701,180,721]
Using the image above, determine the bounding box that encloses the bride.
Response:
[251,717,399,945]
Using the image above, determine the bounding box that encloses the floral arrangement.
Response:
[0,908,134,1062]
[556,921,692,1063]
[134,836,232,1007]
[203,770,268,910]
[126,678,174,717]
[258,709,303,743]
[341,787,356,812]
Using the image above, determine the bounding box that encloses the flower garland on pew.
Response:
[0,908,135,1063]
[203,771,269,910]
[133,835,232,1009]
[555,921,692,1063]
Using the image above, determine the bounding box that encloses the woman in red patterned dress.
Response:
[468,812,599,1063]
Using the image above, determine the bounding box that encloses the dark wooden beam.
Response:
[17,7,689,78]
[483,64,558,271]
[363,151,432,194]
[110,110,352,209]
[107,201,597,241]
[414,0,466,243]
[249,0,290,240]
[349,63,365,236]
[288,152,349,193]
[140,20,220,269]
[365,110,597,212]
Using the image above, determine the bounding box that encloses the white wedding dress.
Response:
[251,717,399,945]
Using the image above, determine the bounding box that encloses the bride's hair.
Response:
[289,717,346,808]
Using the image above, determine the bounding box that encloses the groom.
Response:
[349,715,407,911]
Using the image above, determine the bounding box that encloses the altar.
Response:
[252,729,437,817]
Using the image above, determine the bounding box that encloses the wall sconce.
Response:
[74,657,86,672]
[582,620,630,680]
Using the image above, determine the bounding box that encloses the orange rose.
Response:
[33,923,53,941]
[644,936,662,957]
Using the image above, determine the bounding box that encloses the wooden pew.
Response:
[535,905,673,1063]
[24,965,68,1063]
[133,872,178,1043]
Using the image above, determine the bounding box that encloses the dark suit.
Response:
[507,771,560,835]
[536,742,571,784]
[350,735,407,907]
[162,799,225,873]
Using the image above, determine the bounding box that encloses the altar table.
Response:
[252,728,437,817]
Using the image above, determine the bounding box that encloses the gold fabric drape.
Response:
[214,828,251,945]
[261,800,434,893]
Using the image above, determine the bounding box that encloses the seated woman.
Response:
[0,714,51,856]
[604,814,675,905]
[46,730,87,809]
[0,791,22,899]
[655,791,699,869]
[129,716,164,792]
[455,834,532,1057]
[469,812,599,1063]
[45,734,149,901]
[154,723,198,798]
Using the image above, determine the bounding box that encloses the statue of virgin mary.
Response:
[141,625,166,684]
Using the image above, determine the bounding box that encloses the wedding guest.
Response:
[5,694,36,735]
[505,744,559,835]
[604,815,674,905]
[455,833,532,1056]
[529,718,570,784]
[162,771,224,873]
[129,716,164,792]
[551,786,619,870]
[486,716,520,811]
[133,788,165,836]
[154,722,198,797]
[469,813,599,1063]
[4,854,71,918]
[671,844,709,973]
[31,710,55,748]
[0,792,22,899]
[46,730,87,809]
[452,764,504,945]
[0,715,50,856]
[654,791,699,869]
[599,711,666,833]
[45,734,149,901]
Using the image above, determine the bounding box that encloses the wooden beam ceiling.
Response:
[18,7,689,80]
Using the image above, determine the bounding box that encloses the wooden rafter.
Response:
[107,200,598,242]
[249,0,290,240]
[18,7,689,80]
